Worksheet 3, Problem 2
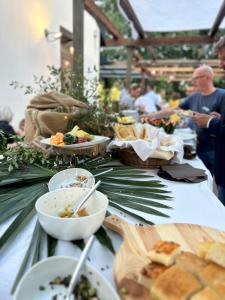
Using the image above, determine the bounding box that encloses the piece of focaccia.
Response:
[197,263,225,286]
[142,262,168,279]
[130,124,139,139]
[113,124,137,140]
[190,287,222,300]
[151,265,202,300]
[140,125,151,140]
[198,241,214,259]
[175,251,208,275]
[141,262,168,287]
[213,282,225,300]
[148,240,181,267]
[205,242,225,268]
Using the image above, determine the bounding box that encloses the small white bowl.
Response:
[13,256,120,300]
[48,168,95,192]
[35,188,108,241]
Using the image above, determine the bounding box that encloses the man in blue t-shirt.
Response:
[179,65,225,175]
[191,38,225,205]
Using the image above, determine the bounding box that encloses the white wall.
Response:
[0,0,100,129]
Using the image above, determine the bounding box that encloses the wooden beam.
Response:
[60,26,73,43]
[119,0,145,38]
[119,0,157,59]
[73,0,84,96]
[111,59,220,67]
[209,0,225,37]
[146,59,220,66]
[126,47,133,88]
[84,0,123,39]
[105,36,215,47]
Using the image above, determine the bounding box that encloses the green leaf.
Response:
[95,226,115,254]
[11,221,40,294]
[47,235,58,257]
[0,202,35,250]
[100,186,172,200]
[106,192,172,209]
[109,202,154,225]
[0,182,48,224]
[72,239,85,250]
[109,198,170,218]
[101,178,168,189]
[32,225,43,265]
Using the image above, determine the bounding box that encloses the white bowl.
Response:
[13,256,120,300]
[48,168,95,192]
[35,188,108,241]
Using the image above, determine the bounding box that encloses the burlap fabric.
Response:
[24,92,88,141]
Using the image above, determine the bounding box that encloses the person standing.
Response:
[134,83,162,114]
[179,65,225,175]
[192,38,225,205]
[120,83,141,110]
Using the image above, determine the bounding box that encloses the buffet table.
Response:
[1,157,225,299]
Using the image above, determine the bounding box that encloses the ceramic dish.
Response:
[13,256,120,300]
[48,168,95,191]
[35,187,108,240]
[41,135,110,149]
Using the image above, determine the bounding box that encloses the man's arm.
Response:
[193,112,225,137]
[179,97,190,110]
[208,117,225,137]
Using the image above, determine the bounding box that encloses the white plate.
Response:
[41,135,110,149]
[14,256,120,300]
[48,168,95,191]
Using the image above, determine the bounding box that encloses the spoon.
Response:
[66,235,95,300]
[80,167,114,187]
[73,180,101,216]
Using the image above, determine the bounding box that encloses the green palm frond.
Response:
[0,155,173,293]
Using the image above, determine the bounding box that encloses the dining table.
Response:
[1,156,225,300]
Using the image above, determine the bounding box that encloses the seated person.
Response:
[0,106,16,143]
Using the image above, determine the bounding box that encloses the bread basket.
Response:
[115,148,172,169]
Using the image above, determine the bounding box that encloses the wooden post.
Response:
[126,47,133,88]
[73,0,84,97]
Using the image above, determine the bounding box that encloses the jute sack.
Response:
[24,92,88,141]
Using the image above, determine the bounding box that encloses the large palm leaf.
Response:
[0,155,173,292]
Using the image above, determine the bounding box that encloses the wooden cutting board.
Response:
[104,215,225,300]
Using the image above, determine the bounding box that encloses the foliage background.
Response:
[97,0,225,98]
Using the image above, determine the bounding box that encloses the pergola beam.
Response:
[119,0,157,60]
[73,0,84,96]
[105,36,215,47]
[84,0,123,39]
[119,0,145,38]
[209,0,225,37]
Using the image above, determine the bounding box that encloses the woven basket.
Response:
[115,148,172,169]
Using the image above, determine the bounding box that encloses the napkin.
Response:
[158,163,207,183]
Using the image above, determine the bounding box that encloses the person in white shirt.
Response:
[120,83,141,110]
[134,84,162,113]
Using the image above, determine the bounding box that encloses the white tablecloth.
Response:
[1,158,225,300]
